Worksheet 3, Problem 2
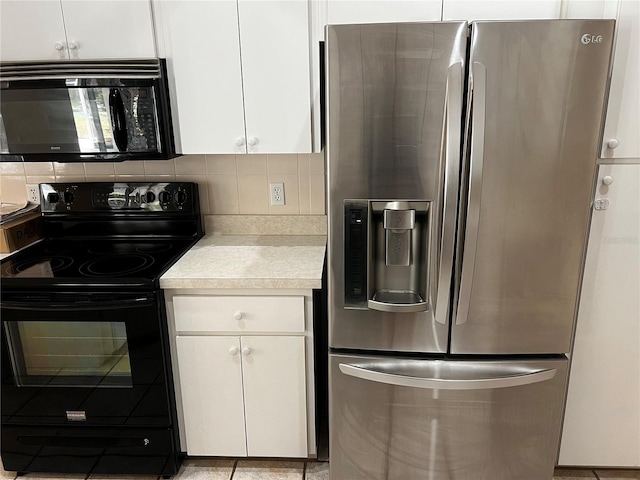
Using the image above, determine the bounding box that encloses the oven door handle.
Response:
[1,296,155,311]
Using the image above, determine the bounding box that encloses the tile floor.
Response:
[2,460,639,480]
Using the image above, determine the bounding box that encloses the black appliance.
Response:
[0,59,178,162]
[0,182,203,476]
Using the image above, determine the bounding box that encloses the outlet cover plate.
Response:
[26,184,40,204]
[270,182,285,206]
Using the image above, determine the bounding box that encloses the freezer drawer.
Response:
[329,353,568,480]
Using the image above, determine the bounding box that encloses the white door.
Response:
[327,0,442,25]
[61,0,156,59]
[241,335,307,457]
[442,0,561,20]
[238,0,312,153]
[0,1,67,61]
[601,0,640,158]
[559,164,640,467]
[176,335,247,456]
[153,0,246,154]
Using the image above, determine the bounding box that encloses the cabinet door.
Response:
[176,336,247,456]
[241,336,307,457]
[238,0,312,153]
[559,164,640,467]
[601,0,640,158]
[0,1,67,61]
[327,0,442,25]
[153,0,246,154]
[61,0,156,59]
[443,0,561,20]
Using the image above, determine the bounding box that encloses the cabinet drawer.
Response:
[173,296,304,333]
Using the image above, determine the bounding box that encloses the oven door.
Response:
[1,291,173,428]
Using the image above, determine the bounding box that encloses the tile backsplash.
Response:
[0,153,326,215]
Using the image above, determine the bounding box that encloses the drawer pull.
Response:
[229,346,239,356]
[241,347,251,356]
[233,311,244,320]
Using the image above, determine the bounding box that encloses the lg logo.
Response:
[581,34,603,45]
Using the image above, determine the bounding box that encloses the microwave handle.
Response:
[109,88,128,152]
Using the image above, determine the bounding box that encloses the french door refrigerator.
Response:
[326,20,614,480]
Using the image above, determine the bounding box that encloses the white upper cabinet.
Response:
[238,0,313,154]
[442,0,562,20]
[0,0,156,62]
[153,0,315,154]
[0,1,66,61]
[600,0,640,159]
[153,0,246,155]
[326,0,442,26]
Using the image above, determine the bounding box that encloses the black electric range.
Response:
[0,182,202,477]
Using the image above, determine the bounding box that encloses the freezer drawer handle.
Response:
[339,363,556,390]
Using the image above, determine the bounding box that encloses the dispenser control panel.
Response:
[344,201,368,307]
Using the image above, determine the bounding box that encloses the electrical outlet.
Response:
[26,184,40,204]
[270,182,285,206]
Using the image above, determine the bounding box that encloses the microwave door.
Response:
[1,88,81,154]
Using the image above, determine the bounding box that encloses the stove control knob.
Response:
[47,192,60,204]
[175,190,187,206]
[144,191,156,203]
[63,191,75,204]
[158,191,172,204]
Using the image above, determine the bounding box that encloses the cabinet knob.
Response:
[67,41,78,50]
[233,311,243,321]
[235,137,245,146]
[241,347,251,356]
[229,346,239,356]
[247,137,258,146]
[607,138,619,150]
[54,41,65,51]
[602,175,614,186]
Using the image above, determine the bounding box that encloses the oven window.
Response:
[4,321,132,388]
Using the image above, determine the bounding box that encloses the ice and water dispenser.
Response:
[344,200,430,313]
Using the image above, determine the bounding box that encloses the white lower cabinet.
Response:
[169,293,313,458]
[176,335,307,457]
[559,164,640,467]
[176,335,247,456]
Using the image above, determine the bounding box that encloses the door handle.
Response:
[455,61,487,325]
[434,61,464,325]
[339,362,556,390]
[109,88,128,152]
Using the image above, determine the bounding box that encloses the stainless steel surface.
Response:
[330,353,568,480]
[451,20,615,354]
[326,18,615,480]
[327,21,468,353]
[338,361,556,390]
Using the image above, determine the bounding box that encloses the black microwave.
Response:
[0,59,178,162]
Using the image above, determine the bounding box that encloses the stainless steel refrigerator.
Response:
[326,20,614,480]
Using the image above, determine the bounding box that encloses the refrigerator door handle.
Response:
[434,61,464,325]
[339,363,556,390]
[456,61,487,325]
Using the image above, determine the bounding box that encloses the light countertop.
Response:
[159,234,327,290]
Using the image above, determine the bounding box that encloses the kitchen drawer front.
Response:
[173,296,305,333]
